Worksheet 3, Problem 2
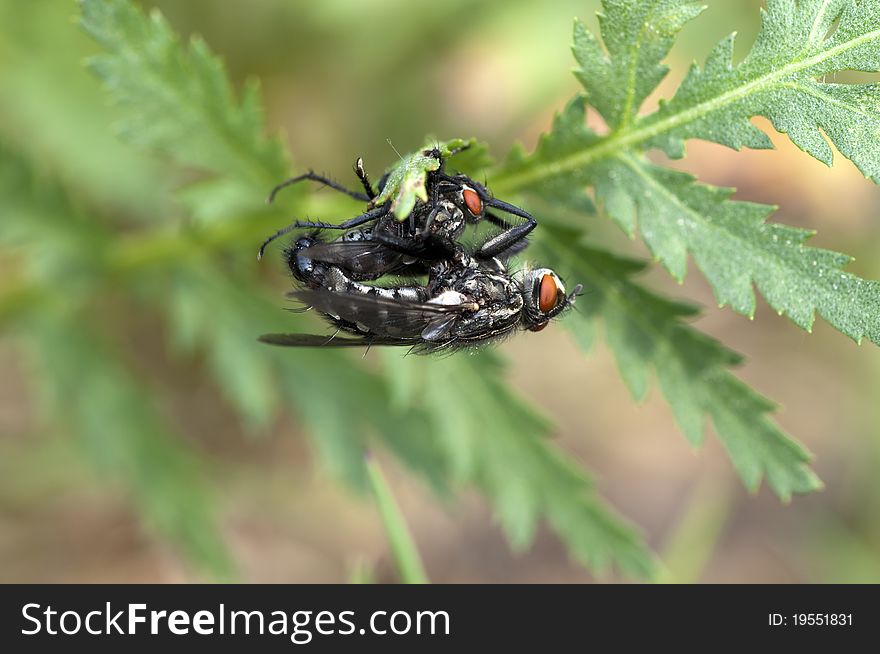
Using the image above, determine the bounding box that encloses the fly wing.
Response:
[288,287,468,339]
[420,314,458,341]
[301,241,409,277]
[258,333,415,347]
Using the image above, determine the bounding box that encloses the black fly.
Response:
[259,235,582,354]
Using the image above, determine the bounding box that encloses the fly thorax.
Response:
[341,227,373,242]
[429,201,466,241]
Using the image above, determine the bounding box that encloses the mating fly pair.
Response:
[257,141,581,353]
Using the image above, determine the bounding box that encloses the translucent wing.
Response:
[258,333,415,348]
[301,240,412,277]
[287,287,472,340]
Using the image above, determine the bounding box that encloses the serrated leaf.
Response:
[598,153,880,343]
[535,227,822,500]
[382,352,653,577]
[79,0,288,218]
[492,1,880,348]
[0,1,170,220]
[647,0,880,173]
[573,0,705,129]
[565,0,880,174]
[77,0,455,494]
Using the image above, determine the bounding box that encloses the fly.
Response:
[259,241,582,354]
[257,141,537,277]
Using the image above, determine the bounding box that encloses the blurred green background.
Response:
[1,0,879,582]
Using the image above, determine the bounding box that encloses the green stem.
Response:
[364,450,429,584]
[0,210,285,326]
[653,475,734,584]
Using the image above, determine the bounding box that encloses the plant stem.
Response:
[0,210,284,326]
[364,450,429,584]
[653,474,734,584]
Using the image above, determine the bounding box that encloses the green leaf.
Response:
[23,309,233,579]
[492,0,880,348]
[79,0,289,219]
[161,262,451,491]
[382,352,653,577]
[0,143,107,284]
[487,2,877,499]
[371,138,473,219]
[0,145,231,576]
[599,152,880,342]
[647,0,880,172]
[573,0,705,130]
[0,1,170,220]
[514,0,880,173]
[535,227,822,500]
[504,92,880,345]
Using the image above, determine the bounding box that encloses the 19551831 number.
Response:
[794,614,852,626]
[769,613,853,627]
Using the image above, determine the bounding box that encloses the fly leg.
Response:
[267,171,372,204]
[258,206,388,260]
[354,158,377,199]
[476,204,537,260]
[293,205,388,230]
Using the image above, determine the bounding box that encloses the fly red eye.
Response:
[462,188,482,215]
[538,273,559,313]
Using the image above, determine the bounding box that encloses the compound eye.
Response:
[462,187,482,216]
[538,273,561,313]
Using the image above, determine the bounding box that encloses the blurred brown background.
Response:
[1,0,879,583]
